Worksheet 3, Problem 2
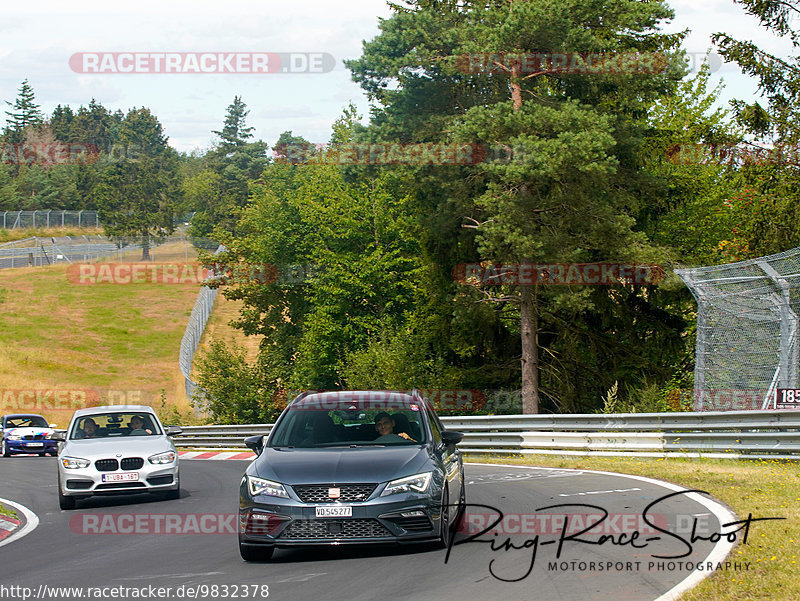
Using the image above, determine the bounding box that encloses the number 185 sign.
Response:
[776,389,800,409]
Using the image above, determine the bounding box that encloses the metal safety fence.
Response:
[179,245,225,399]
[676,248,800,412]
[0,210,99,229]
[174,411,800,460]
[0,234,197,270]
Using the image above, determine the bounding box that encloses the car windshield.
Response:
[5,415,48,428]
[68,412,162,440]
[268,395,427,448]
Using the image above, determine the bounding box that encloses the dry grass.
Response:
[0,246,205,427]
[466,454,800,600]
[0,227,105,244]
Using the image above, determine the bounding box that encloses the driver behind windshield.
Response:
[374,412,415,442]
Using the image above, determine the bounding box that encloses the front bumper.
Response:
[239,484,443,548]
[58,459,180,498]
[6,439,58,454]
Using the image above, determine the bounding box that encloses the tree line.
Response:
[4,0,799,421]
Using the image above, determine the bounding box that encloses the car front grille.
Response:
[121,457,144,470]
[95,459,119,472]
[22,434,45,440]
[293,484,377,503]
[281,519,392,539]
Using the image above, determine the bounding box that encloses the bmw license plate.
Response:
[25,442,43,447]
[315,505,352,518]
[102,472,139,482]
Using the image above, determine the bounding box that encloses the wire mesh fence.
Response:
[676,248,800,411]
[0,210,100,229]
[0,233,216,270]
[179,245,224,400]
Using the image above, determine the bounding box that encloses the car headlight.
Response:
[247,476,289,498]
[381,472,432,496]
[6,435,22,441]
[61,456,90,469]
[148,451,176,465]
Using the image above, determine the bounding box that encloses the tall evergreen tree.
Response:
[346,0,684,412]
[713,0,800,144]
[212,96,255,155]
[3,79,43,144]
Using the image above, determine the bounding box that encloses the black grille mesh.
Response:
[95,459,119,472]
[121,457,144,470]
[282,519,392,539]
[293,484,376,503]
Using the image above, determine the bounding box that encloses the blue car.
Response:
[1,414,60,457]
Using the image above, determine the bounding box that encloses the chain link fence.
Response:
[179,245,224,399]
[0,210,99,229]
[676,248,800,411]
[0,234,199,270]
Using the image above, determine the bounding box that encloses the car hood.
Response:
[62,436,176,458]
[4,426,54,437]
[254,445,432,485]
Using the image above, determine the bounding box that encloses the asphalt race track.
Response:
[0,458,737,601]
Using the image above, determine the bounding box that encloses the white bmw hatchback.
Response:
[56,405,182,510]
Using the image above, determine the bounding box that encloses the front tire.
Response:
[239,542,274,562]
[163,483,180,500]
[1,439,10,457]
[437,485,452,549]
[58,488,76,510]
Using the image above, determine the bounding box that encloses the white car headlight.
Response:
[148,451,176,465]
[247,476,289,498]
[6,435,22,441]
[61,456,90,469]
[381,472,432,496]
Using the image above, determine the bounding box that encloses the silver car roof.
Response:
[71,405,158,418]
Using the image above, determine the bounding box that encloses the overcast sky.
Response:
[1,0,795,153]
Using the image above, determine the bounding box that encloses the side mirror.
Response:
[49,423,58,428]
[244,435,265,456]
[441,430,464,446]
[166,426,183,436]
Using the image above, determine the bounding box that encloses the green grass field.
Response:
[467,454,799,600]
[0,242,205,426]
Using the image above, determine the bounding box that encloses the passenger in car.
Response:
[128,415,153,436]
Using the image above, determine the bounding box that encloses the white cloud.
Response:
[1,0,796,151]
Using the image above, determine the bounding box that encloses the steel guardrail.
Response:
[174,411,800,459]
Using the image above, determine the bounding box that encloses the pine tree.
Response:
[3,79,43,144]
[212,96,254,155]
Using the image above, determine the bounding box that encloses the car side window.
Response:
[426,409,442,446]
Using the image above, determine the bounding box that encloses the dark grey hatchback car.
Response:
[238,390,465,561]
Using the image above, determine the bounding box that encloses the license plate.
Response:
[102,472,139,482]
[315,505,352,518]
[25,442,43,447]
